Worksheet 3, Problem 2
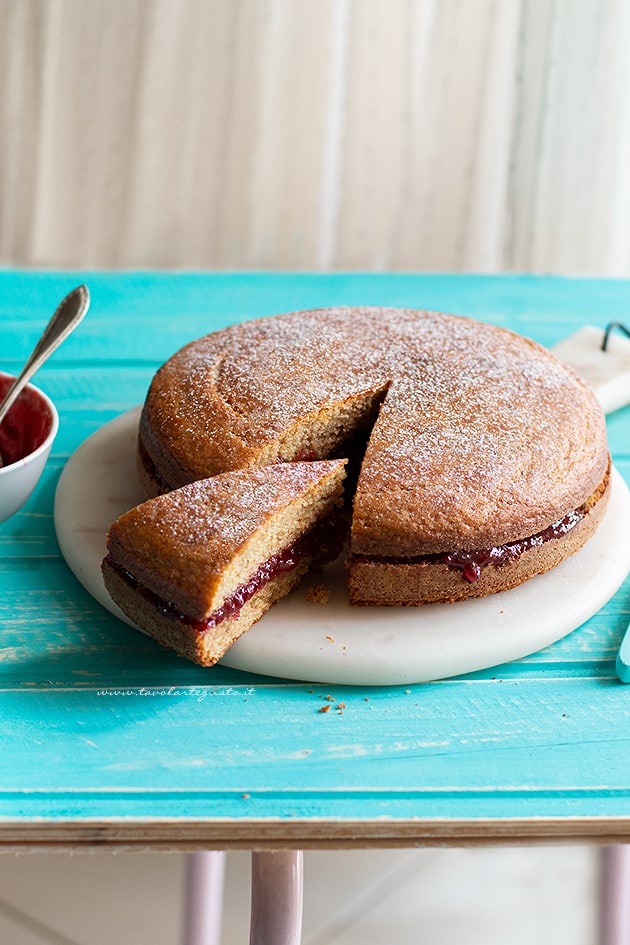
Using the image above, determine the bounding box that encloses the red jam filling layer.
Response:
[351,507,585,583]
[0,375,53,466]
[106,514,347,633]
[442,509,583,581]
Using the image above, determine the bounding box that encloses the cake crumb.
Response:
[305,583,331,604]
[318,705,331,713]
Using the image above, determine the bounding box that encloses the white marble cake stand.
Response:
[54,407,630,686]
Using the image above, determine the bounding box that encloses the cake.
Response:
[102,460,347,665]
[136,306,610,607]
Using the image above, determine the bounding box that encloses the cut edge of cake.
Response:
[138,382,389,498]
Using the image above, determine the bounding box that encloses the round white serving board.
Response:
[54,407,630,686]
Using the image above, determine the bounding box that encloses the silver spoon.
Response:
[0,284,90,464]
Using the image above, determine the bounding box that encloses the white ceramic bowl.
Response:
[0,371,59,523]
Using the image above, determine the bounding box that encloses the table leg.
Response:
[183,851,226,945]
[600,845,630,945]
[249,850,304,945]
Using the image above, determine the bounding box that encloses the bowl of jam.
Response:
[0,371,59,522]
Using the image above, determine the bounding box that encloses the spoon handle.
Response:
[0,285,90,427]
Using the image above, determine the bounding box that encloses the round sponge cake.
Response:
[138,307,610,605]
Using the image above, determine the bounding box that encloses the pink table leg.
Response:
[601,846,630,945]
[183,851,226,945]
[249,850,304,945]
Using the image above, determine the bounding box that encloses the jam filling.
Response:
[352,507,585,583]
[441,509,583,581]
[0,375,53,466]
[106,513,347,633]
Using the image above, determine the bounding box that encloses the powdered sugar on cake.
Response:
[140,306,609,565]
[141,462,342,549]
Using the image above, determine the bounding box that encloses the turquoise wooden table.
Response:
[1,270,630,861]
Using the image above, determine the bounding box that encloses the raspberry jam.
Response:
[0,375,53,467]
[351,508,585,583]
[106,513,347,632]
[442,510,583,581]
[187,540,303,632]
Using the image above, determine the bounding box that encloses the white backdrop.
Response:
[1,0,629,272]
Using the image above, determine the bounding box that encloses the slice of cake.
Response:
[102,460,346,666]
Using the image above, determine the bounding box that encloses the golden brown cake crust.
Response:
[139,307,610,558]
[103,458,348,665]
[348,465,611,605]
[106,460,346,621]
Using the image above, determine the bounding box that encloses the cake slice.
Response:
[102,460,346,666]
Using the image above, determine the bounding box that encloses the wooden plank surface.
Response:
[1,272,629,848]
